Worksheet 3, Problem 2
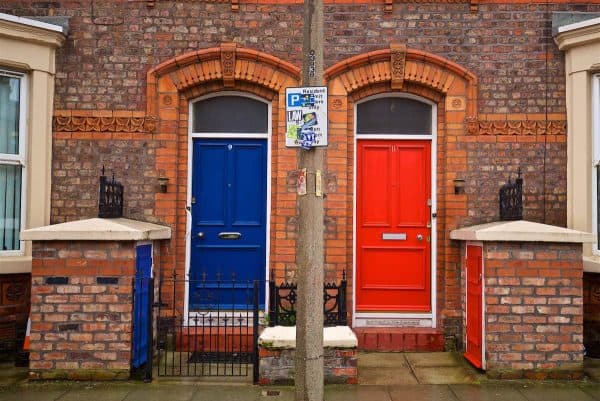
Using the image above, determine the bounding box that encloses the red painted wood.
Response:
[356,140,431,311]
[465,244,483,369]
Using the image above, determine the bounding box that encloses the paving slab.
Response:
[123,384,197,401]
[412,366,477,384]
[0,384,69,401]
[405,352,459,368]
[191,385,261,401]
[388,384,458,401]
[359,352,409,368]
[324,385,391,401]
[517,385,597,401]
[450,384,529,401]
[358,366,418,385]
[0,363,27,387]
[56,383,134,401]
[580,386,600,400]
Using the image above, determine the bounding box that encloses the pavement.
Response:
[0,353,599,401]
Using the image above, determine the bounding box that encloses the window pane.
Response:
[0,75,20,154]
[0,164,22,251]
[357,97,432,135]
[193,96,268,133]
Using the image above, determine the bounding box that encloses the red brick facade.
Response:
[2,0,594,351]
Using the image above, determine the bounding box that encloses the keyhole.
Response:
[228,144,233,150]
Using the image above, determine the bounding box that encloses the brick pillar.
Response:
[481,242,584,379]
[29,240,138,380]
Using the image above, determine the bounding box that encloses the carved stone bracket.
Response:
[220,42,237,88]
[53,115,157,133]
[384,0,393,13]
[465,116,566,136]
[390,43,406,90]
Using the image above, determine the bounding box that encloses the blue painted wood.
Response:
[132,244,152,369]
[190,139,267,309]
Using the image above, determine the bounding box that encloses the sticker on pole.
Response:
[286,87,327,149]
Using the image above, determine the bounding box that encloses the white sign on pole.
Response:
[285,86,327,148]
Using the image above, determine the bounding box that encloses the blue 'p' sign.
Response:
[288,93,302,107]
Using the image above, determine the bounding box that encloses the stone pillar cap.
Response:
[450,220,594,243]
[21,218,171,241]
[258,326,358,349]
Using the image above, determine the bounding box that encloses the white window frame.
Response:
[0,69,28,256]
[593,74,600,255]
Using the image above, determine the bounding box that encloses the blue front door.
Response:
[190,138,267,309]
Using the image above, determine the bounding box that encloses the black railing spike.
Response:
[101,165,105,176]
[342,269,346,281]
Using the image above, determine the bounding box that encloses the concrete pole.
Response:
[295,1,324,400]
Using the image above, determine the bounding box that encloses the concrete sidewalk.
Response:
[0,382,599,401]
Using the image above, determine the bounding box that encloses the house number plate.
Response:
[382,233,406,240]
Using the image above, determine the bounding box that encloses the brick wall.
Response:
[29,241,137,380]
[481,242,584,379]
[51,111,158,224]
[0,0,588,349]
[258,347,357,385]
[4,1,600,114]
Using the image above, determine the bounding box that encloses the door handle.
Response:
[417,234,423,241]
[218,232,242,240]
[197,232,205,239]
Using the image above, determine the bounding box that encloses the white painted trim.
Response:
[0,70,27,257]
[356,134,433,140]
[558,16,600,34]
[352,92,438,328]
[191,133,268,139]
[465,241,485,370]
[593,74,600,255]
[355,312,433,319]
[184,92,272,319]
[0,12,64,33]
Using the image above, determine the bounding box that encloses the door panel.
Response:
[190,139,267,309]
[356,140,431,312]
[465,244,483,368]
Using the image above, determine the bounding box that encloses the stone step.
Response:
[353,328,444,352]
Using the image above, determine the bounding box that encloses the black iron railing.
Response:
[156,272,259,382]
[499,168,523,221]
[98,167,123,218]
[268,270,347,327]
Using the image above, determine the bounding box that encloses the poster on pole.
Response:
[285,87,328,149]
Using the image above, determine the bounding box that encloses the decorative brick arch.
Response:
[323,44,478,333]
[146,44,301,309]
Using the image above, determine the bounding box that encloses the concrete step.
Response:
[353,328,444,352]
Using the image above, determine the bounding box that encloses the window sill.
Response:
[0,255,32,274]
[584,255,600,273]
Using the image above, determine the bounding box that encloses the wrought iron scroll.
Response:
[268,270,347,327]
[499,168,523,221]
[98,166,124,218]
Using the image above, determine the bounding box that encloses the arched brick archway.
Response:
[323,44,478,335]
[146,44,301,311]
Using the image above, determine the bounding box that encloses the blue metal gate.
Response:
[132,244,153,380]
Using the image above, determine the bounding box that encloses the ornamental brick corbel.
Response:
[384,0,393,13]
[390,43,406,90]
[220,42,237,88]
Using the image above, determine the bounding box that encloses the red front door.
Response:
[465,244,483,368]
[356,140,432,312]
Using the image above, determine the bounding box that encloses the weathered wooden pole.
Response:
[295,0,324,400]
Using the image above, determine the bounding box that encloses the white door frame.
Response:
[183,91,272,319]
[352,92,438,328]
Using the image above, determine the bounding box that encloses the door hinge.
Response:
[191,196,196,204]
[427,198,432,206]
